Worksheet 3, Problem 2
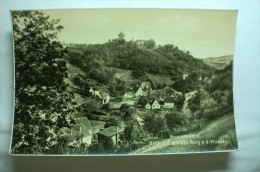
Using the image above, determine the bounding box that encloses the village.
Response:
[54,77,199,151]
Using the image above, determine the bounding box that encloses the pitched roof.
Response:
[98,126,124,137]
[169,89,182,95]
[59,127,71,135]
[89,120,106,130]
[59,124,92,142]
[71,124,92,137]
[59,117,93,141]
[145,102,151,106]
[158,100,164,105]
[75,117,93,131]
[150,98,158,105]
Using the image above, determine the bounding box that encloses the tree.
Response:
[171,74,185,93]
[98,136,116,153]
[132,68,145,78]
[82,100,99,115]
[188,88,207,113]
[109,78,126,96]
[88,140,104,154]
[138,96,148,107]
[123,120,147,151]
[143,113,167,137]
[165,111,184,134]
[105,116,122,128]
[124,121,135,151]
[67,49,83,67]
[120,103,131,113]
[144,39,156,49]
[122,108,134,121]
[11,11,78,154]
[174,95,185,111]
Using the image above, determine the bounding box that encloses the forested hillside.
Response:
[66,37,214,81]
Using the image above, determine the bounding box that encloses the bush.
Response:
[165,111,183,133]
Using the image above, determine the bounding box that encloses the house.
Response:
[140,81,152,90]
[134,87,143,97]
[58,117,93,146]
[145,99,161,110]
[134,87,149,97]
[89,87,110,104]
[168,89,182,99]
[89,120,106,139]
[98,126,124,146]
[163,97,175,108]
[185,91,197,101]
[182,73,189,80]
[89,87,101,97]
[132,81,152,98]
[89,120,106,133]
[100,92,110,104]
[151,99,161,109]
[142,91,148,96]
[145,103,151,109]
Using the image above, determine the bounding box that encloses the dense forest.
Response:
[11,11,236,155]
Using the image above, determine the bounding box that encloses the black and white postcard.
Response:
[10,9,238,155]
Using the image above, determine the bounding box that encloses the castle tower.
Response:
[118,32,125,40]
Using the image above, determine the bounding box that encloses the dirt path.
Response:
[130,114,237,154]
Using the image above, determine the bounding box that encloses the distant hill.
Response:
[203,55,233,70]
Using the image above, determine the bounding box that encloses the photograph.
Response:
[10,9,238,155]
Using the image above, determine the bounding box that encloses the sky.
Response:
[44,9,237,59]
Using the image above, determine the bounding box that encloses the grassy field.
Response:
[130,113,238,154]
[112,67,174,86]
[112,67,139,85]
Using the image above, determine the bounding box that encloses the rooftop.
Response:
[89,120,106,130]
[75,117,93,131]
[98,126,124,137]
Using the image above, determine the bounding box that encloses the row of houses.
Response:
[145,97,175,110]
[122,81,183,110]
